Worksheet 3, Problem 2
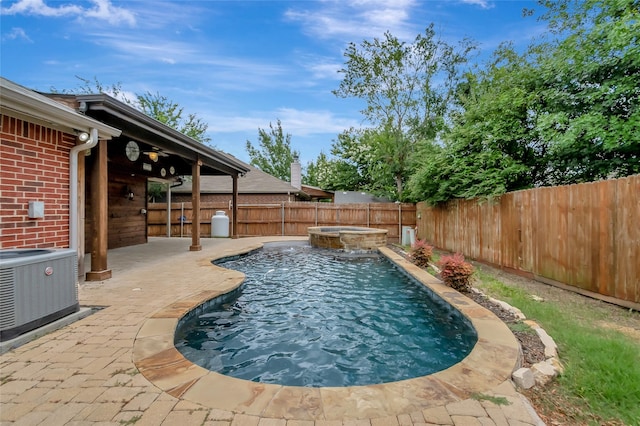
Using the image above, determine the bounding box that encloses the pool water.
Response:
[175,242,477,387]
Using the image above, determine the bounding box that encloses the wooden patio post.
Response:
[86,139,112,281]
[232,173,239,239]
[190,159,202,251]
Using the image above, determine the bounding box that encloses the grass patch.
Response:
[474,268,640,425]
[111,368,139,377]
[508,321,536,335]
[471,392,510,406]
[119,415,141,425]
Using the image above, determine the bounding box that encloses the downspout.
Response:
[69,128,98,251]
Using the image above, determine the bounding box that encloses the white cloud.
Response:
[459,0,494,10]
[2,27,32,42]
[1,0,82,17]
[86,32,198,63]
[276,108,360,136]
[207,108,359,136]
[84,0,135,26]
[1,0,135,26]
[284,0,419,42]
[294,53,343,81]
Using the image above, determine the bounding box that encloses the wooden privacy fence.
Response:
[416,175,640,307]
[148,202,416,243]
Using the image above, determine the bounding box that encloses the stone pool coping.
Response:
[132,241,521,420]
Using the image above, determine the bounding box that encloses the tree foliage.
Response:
[408,44,545,204]
[245,119,300,182]
[137,91,210,144]
[333,26,475,200]
[407,0,639,204]
[535,0,640,184]
[303,151,330,187]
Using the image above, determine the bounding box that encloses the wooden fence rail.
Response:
[147,202,416,243]
[416,175,640,308]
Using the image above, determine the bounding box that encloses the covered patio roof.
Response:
[41,91,250,279]
[47,93,249,178]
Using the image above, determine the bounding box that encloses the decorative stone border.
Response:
[471,289,563,390]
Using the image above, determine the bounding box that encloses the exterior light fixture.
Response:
[124,186,134,201]
[77,131,90,142]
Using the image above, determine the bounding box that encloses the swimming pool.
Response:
[175,242,477,387]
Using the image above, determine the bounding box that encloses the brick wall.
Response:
[0,114,75,249]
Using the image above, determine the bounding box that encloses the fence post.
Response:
[367,203,370,227]
[281,202,285,236]
[315,203,318,226]
[166,183,171,238]
[180,203,184,238]
[398,203,402,243]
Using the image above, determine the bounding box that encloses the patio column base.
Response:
[86,269,112,281]
[189,245,202,251]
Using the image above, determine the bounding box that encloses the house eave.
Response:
[72,94,250,177]
[0,78,121,140]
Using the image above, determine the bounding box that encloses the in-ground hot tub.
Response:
[0,248,78,341]
[308,226,388,251]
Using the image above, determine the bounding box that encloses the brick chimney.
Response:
[290,154,301,190]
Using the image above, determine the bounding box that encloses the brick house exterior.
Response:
[0,116,75,248]
[0,78,121,252]
[2,77,248,281]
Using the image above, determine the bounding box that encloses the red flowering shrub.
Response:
[437,253,474,292]
[410,239,433,268]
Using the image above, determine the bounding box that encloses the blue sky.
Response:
[1,0,546,166]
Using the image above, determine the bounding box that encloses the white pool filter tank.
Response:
[211,211,230,238]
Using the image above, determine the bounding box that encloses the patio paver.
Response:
[0,237,545,425]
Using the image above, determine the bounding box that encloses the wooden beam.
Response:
[190,159,202,251]
[86,139,112,281]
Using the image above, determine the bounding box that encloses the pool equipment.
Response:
[0,248,78,341]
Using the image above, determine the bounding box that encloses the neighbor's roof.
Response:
[0,77,121,140]
[173,163,304,195]
[301,184,334,198]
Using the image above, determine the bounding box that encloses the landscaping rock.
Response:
[535,328,558,358]
[532,361,558,386]
[489,297,526,320]
[512,368,535,389]
[547,357,565,375]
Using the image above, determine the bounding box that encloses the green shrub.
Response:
[437,253,474,292]
[410,239,433,268]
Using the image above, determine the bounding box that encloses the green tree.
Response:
[245,119,300,182]
[326,128,377,192]
[535,0,640,183]
[303,151,329,187]
[408,44,546,204]
[409,0,640,204]
[334,25,475,200]
[137,91,210,144]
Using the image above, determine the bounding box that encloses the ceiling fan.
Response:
[143,148,169,162]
